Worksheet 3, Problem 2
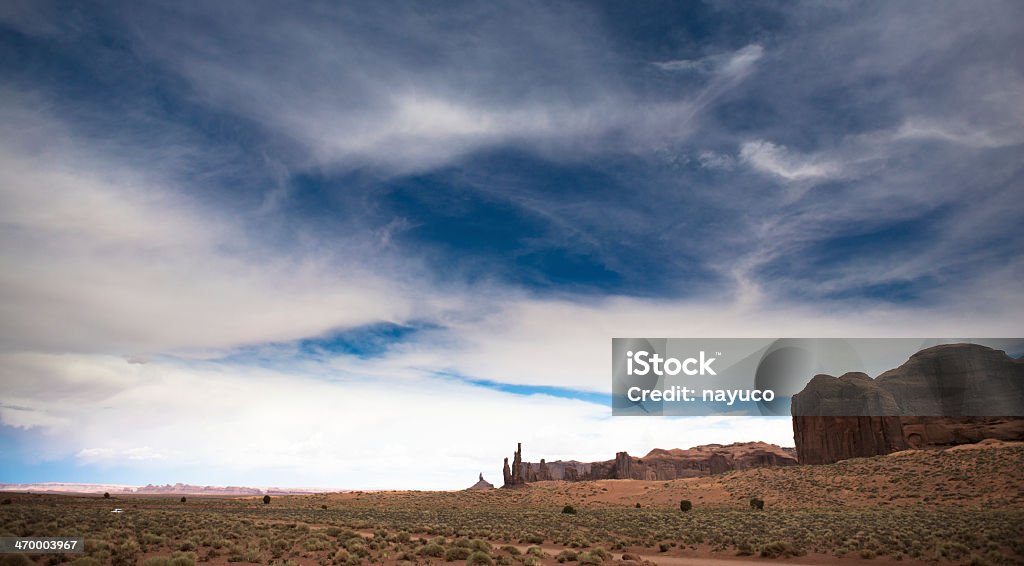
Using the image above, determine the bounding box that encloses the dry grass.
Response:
[0,442,1021,565]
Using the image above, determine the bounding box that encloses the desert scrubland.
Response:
[2,441,1022,566]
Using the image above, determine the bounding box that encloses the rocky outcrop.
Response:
[876,344,1024,416]
[791,372,902,416]
[503,441,796,483]
[467,473,494,490]
[537,459,551,481]
[792,344,1024,464]
[793,416,907,465]
[503,443,526,488]
[900,416,1024,447]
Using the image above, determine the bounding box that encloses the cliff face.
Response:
[792,344,1024,464]
[793,416,907,465]
[504,441,796,483]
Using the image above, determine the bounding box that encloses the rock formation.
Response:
[792,344,1024,464]
[875,344,1024,416]
[537,459,551,481]
[793,415,908,465]
[503,441,796,483]
[503,443,526,488]
[467,473,494,490]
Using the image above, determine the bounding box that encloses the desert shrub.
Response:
[525,547,546,558]
[555,550,578,563]
[263,495,271,505]
[72,558,102,566]
[332,549,351,564]
[588,549,611,561]
[658,543,669,553]
[171,552,196,566]
[142,558,171,566]
[344,540,368,557]
[103,493,110,499]
[467,551,493,566]
[304,537,329,551]
[419,544,445,558]
[521,558,540,566]
[561,505,577,515]
[112,540,141,566]
[1,556,33,566]
[499,546,520,556]
[445,547,472,561]
[679,500,692,512]
[180,497,187,503]
[634,503,641,509]
[495,555,512,566]
[735,542,753,556]
[0,499,11,505]
[759,541,804,559]
[525,535,544,544]
[749,498,765,510]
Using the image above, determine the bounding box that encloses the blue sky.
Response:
[0,1,1022,489]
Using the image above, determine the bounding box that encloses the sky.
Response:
[1,1,1022,490]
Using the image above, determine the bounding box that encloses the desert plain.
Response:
[2,440,1022,566]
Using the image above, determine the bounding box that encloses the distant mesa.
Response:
[502,440,796,486]
[0,482,329,496]
[792,343,1024,464]
[467,473,494,490]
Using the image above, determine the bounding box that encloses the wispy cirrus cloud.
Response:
[653,44,764,78]
[739,140,842,182]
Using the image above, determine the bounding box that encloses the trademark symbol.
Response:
[716,352,722,356]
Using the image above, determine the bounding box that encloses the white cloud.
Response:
[78,446,166,462]
[697,150,735,170]
[653,44,763,79]
[0,92,424,355]
[894,117,1024,149]
[739,140,842,182]
[117,6,764,174]
[720,44,764,78]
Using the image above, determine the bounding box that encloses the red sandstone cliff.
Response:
[792,344,1024,464]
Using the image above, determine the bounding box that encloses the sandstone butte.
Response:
[793,343,1024,464]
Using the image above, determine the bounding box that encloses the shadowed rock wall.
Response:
[792,344,1024,464]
